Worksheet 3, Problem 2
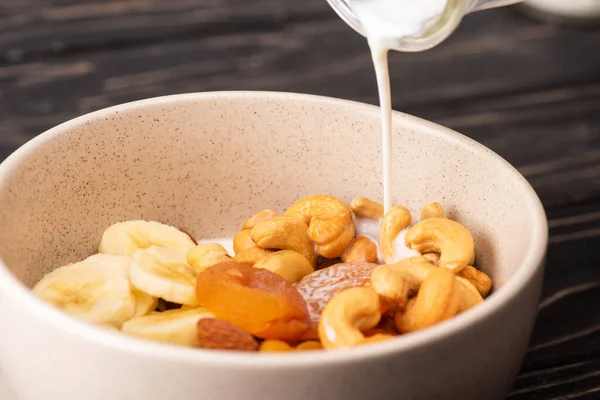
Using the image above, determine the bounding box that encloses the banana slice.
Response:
[32,261,136,327]
[83,253,158,316]
[132,290,159,316]
[99,220,196,257]
[84,253,131,276]
[130,246,199,306]
[121,307,214,346]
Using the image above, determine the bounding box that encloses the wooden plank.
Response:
[509,361,600,399]
[0,0,332,61]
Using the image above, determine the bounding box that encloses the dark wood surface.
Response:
[2,1,600,398]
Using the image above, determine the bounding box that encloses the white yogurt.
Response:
[354,216,381,242]
[354,216,384,262]
[352,0,448,40]
[354,216,420,264]
[391,228,421,263]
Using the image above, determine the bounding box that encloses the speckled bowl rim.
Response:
[0,91,548,369]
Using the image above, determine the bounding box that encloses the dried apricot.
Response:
[299,324,320,340]
[196,262,310,340]
[197,318,259,351]
[294,262,378,322]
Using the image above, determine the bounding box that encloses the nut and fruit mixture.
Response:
[33,195,492,351]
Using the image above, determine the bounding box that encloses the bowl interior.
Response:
[0,92,540,295]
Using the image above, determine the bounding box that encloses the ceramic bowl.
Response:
[0,92,548,400]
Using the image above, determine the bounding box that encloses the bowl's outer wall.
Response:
[0,92,547,400]
[0,265,543,400]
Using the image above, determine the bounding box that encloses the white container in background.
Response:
[522,0,600,22]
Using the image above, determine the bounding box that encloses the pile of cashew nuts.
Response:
[190,194,493,351]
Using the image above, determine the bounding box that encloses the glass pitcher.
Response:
[326,0,523,51]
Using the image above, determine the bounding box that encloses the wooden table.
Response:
[1,1,600,398]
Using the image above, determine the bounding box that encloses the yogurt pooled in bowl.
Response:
[354,216,420,264]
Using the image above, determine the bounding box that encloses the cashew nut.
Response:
[422,252,440,265]
[350,196,384,220]
[380,205,412,264]
[187,243,232,273]
[341,236,379,264]
[259,339,323,352]
[411,257,490,299]
[360,333,394,345]
[233,209,279,262]
[259,340,293,352]
[420,202,445,221]
[295,340,323,350]
[318,286,383,350]
[370,257,436,310]
[404,218,474,273]
[233,247,273,266]
[253,250,314,283]
[242,209,278,230]
[395,267,461,334]
[457,266,492,298]
[456,276,484,312]
[233,229,256,254]
[284,195,355,259]
[250,216,317,266]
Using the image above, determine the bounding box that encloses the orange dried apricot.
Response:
[196,262,310,341]
[294,262,378,323]
[299,324,320,340]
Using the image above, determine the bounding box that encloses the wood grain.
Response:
[1,1,600,398]
[0,0,332,62]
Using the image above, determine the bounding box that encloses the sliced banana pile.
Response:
[33,220,214,345]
